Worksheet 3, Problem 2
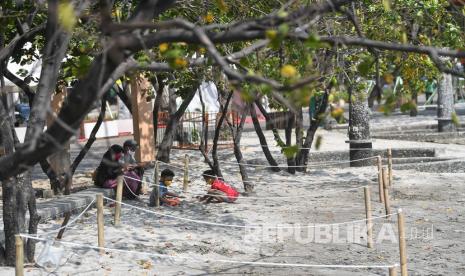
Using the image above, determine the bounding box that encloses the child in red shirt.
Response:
[198,170,239,204]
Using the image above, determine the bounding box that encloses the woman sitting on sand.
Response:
[94,144,142,199]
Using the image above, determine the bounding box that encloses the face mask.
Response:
[114,153,122,161]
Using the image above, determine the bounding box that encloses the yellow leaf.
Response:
[159,43,169,53]
[174,57,188,68]
[199,47,206,55]
[58,2,77,32]
[384,73,394,84]
[204,12,214,24]
[382,0,391,11]
[280,64,297,78]
[331,107,344,119]
[265,29,277,40]
[401,32,408,44]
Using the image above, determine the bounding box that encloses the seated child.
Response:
[198,170,239,204]
[149,169,180,207]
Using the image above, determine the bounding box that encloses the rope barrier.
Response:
[122,177,144,201]
[240,145,388,151]
[18,234,396,269]
[103,196,396,229]
[124,175,370,200]
[219,156,378,168]
[159,156,376,171]
[229,178,376,186]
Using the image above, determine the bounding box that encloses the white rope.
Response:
[103,196,395,229]
[122,177,143,200]
[219,156,378,168]
[124,175,370,200]
[18,234,396,269]
[36,199,96,237]
[241,145,387,151]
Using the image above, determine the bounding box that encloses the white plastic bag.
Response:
[36,240,64,269]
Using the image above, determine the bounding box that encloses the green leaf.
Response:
[306,33,321,49]
[278,24,289,36]
[400,101,416,113]
[452,112,460,127]
[214,0,228,12]
[315,135,323,150]
[240,88,254,103]
[357,56,375,77]
[282,145,298,158]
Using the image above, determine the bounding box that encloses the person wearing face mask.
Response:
[94,144,126,189]
[149,169,180,207]
[122,139,143,174]
[94,144,142,199]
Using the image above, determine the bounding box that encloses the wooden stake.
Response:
[183,154,189,192]
[377,156,384,203]
[114,175,123,226]
[389,266,398,276]
[397,209,408,276]
[15,235,24,276]
[96,194,104,255]
[387,148,393,187]
[363,186,373,248]
[382,167,391,218]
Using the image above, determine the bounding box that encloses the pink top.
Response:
[211,179,239,200]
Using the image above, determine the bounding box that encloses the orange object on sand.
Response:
[166,197,180,206]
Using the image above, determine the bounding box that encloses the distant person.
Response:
[198,170,239,204]
[149,169,181,206]
[122,139,145,177]
[425,79,437,104]
[94,144,142,199]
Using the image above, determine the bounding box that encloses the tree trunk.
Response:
[198,86,213,167]
[231,107,253,192]
[211,91,233,177]
[199,87,207,151]
[284,112,296,174]
[115,81,132,114]
[294,108,305,172]
[152,80,164,147]
[348,85,372,167]
[157,88,197,162]
[250,103,280,172]
[296,92,329,172]
[0,76,15,265]
[255,99,286,146]
[410,91,418,117]
[437,73,455,132]
[70,96,107,175]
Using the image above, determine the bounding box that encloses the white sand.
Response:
[2,115,465,275]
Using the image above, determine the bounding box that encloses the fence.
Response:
[265,111,296,130]
[156,111,239,150]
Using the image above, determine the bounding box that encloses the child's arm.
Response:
[197,195,209,201]
[165,191,179,197]
[160,197,171,205]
